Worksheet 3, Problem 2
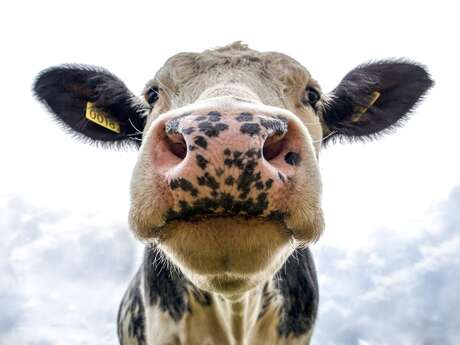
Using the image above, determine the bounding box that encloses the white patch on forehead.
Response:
[196,83,262,103]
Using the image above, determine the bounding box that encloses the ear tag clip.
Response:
[85,102,121,133]
[351,91,381,123]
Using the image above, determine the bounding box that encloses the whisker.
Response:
[128,118,143,135]
[312,130,337,143]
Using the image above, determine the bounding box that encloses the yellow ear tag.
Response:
[351,91,381,123]
[85,102,121,133]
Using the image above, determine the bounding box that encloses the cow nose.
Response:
[149,111,303,220]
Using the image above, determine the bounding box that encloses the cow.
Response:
[33,42,433,345]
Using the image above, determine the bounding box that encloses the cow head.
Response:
[33,42,432,295]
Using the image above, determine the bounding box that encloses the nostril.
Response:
[263,134,286,161]
[165,132,187,159]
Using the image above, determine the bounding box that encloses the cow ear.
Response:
[321,60,433,143]
[33,64,149,148]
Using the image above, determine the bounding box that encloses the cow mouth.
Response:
[152,214,296,278]
[153,212,293,239]
[163,209,287,223]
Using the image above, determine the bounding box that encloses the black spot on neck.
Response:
[143,246,213,323]
[275,247,318,337]
[258,282,276,320]
[117,270,146,344]
[143,246,188,322]
[189,285,213,308]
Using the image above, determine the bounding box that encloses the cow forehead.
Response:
[146,42,316,106]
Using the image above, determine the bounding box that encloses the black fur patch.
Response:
[117,270,147,345]
[143,246,188,322]
[258,282,276,320]
[189,285,213,308]
[141,246,213,323]
[275,247,319,337]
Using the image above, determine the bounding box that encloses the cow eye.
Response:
[146,86,159,105]
[303,88,321,107]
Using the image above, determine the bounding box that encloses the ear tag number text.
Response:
[85,102,121,133]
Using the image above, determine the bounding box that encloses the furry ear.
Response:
[322,60,433,142]
[33,64,149,148]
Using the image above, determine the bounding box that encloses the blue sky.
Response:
[1,1,459,344]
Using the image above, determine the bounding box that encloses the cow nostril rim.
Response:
[165,132,187,160]
[263,135,285,161]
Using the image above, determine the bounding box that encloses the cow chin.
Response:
[155,217,295,294]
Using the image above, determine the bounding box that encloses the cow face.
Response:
[33,42,433,294]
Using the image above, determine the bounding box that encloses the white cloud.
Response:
[0,197,142,345]
[312,186,460,345]
[1,187,459,344]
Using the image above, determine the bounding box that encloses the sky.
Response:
[1,1,459,344]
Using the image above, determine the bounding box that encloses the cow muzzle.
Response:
[147,108,308,222]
